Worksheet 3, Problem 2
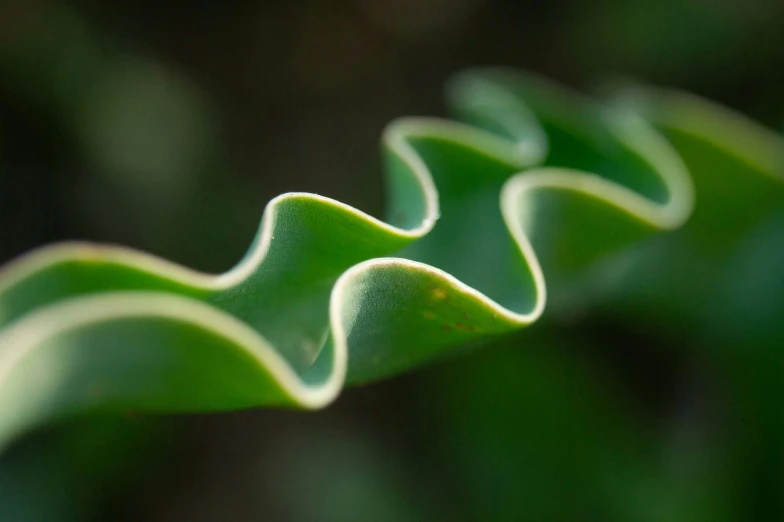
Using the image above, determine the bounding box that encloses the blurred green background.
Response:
[1,0,783,520]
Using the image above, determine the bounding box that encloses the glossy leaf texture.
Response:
[0,67,781,450]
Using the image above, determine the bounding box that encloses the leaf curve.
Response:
[0,68,710,449]
[594,81,784,327]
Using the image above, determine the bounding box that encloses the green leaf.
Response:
[0,67,778,450]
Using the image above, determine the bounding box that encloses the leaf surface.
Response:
[2,68,780,449]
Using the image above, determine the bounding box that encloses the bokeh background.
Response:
[1,0,783,520]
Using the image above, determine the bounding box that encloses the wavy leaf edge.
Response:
[2,66,781,449]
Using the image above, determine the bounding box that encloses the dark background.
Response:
[1,0,783,520]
